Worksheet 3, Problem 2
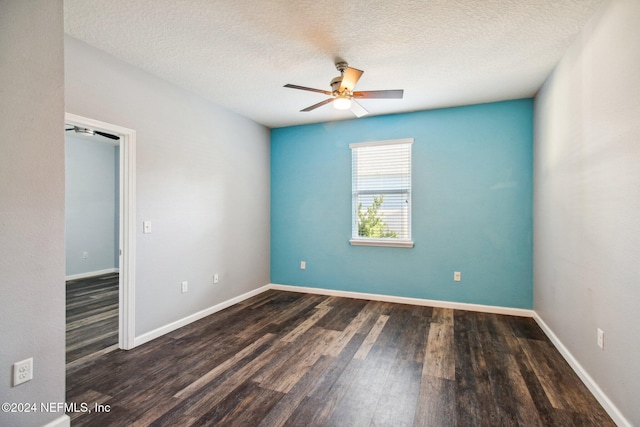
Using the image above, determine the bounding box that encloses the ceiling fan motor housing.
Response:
[330,76,343,93]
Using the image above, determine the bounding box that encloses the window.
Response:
[350,138,414,248]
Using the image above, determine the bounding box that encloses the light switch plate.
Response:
[597,328,604,349]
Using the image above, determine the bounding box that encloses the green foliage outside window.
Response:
[357,195,397,238]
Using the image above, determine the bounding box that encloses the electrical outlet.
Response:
[181,281,188,293]
[597,328,604,350]
[213,274,219,284]
[300,261,306,270]
[13,358,33,387]
[82,251,88,259]
[454,271,461,282]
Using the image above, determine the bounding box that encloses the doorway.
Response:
[65,126,120,362]
[64,113,136,360]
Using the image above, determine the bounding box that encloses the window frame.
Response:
[349,138,414,248]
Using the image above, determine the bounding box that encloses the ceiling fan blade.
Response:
[95,130,120,141]
[339,67,363,92]
[350,100,368,118]
[353,89,404,99]
[284,84,332,95]
[301,98,335,112]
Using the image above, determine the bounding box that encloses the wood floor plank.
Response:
[327,344,399,427]
[283,335,366,426]
[297,357,364,426]
[281,306,333,343]
[373,303,412,349]
[315,297,369,331]
[396,305,431,363]
[268,293,327,326]
[519,336,611,421]
[256,354,337,427]
[323,307,374,357]
[511,337,561,426]
[180,337,285,420]
[423,313,455,380]
[152,339,285,425]
[66,290,616,426]
[255,327,339,393]
[353,314,389,360]
[174,333,275,399]
[370,357,422,427]
[193,381,284,427]
[466,313,501,427]
[414,375,456,427]
[235,293,324,340]
[453,310,481,425]
[492,313,544,426]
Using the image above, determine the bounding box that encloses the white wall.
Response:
[534,0,640,424]
[0,1,67,426]
[64,36,271,336]
[65,134,119,277]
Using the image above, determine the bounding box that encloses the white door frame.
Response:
[65,113,136,350]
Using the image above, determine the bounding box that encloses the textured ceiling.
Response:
[64,0,604,128]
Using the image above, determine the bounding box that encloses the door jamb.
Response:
[65,113,136,350]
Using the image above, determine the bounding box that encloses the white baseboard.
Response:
[133,283,532,349]
[43,414,70,427]
[133,284,271,347]
[268,283,534,317]
[65,268,119,281]
[534,313,630,427]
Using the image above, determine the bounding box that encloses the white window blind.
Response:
[350,138,413,247]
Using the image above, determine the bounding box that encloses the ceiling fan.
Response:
[284,62,403,118]
[65,125,120,141]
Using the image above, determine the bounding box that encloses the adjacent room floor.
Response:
[66,289,614,426]
[66,273,119,364]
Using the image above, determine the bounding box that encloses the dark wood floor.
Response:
[66,272,119,363]
[66,290,614,426]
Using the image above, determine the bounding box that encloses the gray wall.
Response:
[0,1,67,426]
[64,35,271,336]
[534,0,640,424]
[65,134,119,277]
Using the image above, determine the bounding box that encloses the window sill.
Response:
[349,239,414,248]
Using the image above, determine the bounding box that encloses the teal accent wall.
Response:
[271,99,533,309]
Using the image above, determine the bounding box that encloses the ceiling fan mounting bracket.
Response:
[335,61,349,74]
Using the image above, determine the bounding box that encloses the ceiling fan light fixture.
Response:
[333,96,351,110]
[77,127,95,136]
